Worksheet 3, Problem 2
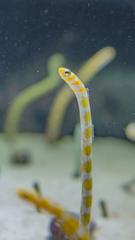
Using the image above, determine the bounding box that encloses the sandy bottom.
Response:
[0,134,135,239]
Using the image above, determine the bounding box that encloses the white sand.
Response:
[0,134,135,239]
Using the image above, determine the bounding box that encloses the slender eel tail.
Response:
[58,68,93,233]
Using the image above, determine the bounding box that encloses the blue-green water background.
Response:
[0,0,135,138]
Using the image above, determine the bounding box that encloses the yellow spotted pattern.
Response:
[82,161,92,173]
[62,216,79,236]
[17,68,94,239]
[68,75,76,81]
[81,97,89,108]
[81,213,90,225]
[72,80,81,86]
[58,68,93,233]
[84,112,91,124]
[74,87,86,93]
[83,196,92,208]
[17,189,90,240]
[83,179,92,191]
[83,145,92,156]
[84,127,92,139]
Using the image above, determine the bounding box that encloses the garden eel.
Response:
[59,68,93,230]
[17,68,93,239]
[4,53,65,139]
[46,46,116,142]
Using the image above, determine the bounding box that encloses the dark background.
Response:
[0,0,135,138]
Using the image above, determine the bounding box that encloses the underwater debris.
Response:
[33,181,42,197]
[99,199,109,218]
[4,53,65,140]
[11,151,31,165]
[46,47,116,142]
[17,67,94,239]
[32,181,42,212]
[124,122,135,141]
[122,178,135,195]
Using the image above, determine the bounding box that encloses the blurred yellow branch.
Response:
[17,189,90,240]
[46,47,116,142]
[4,54,65,140]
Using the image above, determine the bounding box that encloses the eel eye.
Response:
[65,70,71,76]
